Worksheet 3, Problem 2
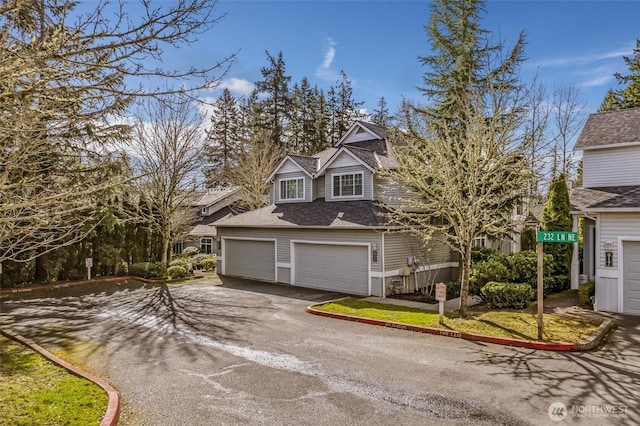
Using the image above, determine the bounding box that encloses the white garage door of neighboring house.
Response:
[293,242,369,295]
[623,241,640,315]
[224,239,276,282]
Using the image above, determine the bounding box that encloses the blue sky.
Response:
[178,0,640,116]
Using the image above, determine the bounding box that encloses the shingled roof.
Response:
[574,107,640,150]
[215,198,391,228]
[571,185,640,211]
[288,154,319,175]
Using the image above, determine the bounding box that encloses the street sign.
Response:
[435,283,447,302]
[537,231,578,243]
[85,258,93,268]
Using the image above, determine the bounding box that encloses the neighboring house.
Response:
[474,198,544,254]
[174,187,243,255]
[215,121,458,297]
[570,107,640,315]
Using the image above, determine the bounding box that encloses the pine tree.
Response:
[205,88,242,187]
[255,51,292,147]
[599,39,640,111]
[540,174,572,291]
[372,97,391,126]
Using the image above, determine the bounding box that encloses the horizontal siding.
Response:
[583,146,640,187]
[598,213,640,269]
[384,232,452,271]
[218,227,382,272]
[325,166,373,201]
[315,175,325,200]
[274,172,311,203]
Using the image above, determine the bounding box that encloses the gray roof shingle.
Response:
[574,107,640,150]
[571,185,640,211]
[215,198,390,228]
[288,154,318,174]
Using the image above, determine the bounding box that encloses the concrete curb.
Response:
[577,318,614,351]
[306,302,614,352]
[0,276,127,295]
[0,275,205,295]
[0,329,120,426]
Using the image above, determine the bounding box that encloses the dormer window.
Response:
[280,177,304,201]
[332,172,363,198]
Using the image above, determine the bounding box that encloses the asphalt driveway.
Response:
[1,276,639,425]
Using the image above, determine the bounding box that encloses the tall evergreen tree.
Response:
[255,51,292,147]
[205,88,241,187]
[599,39,640,111]
[372,96,391,126]
[540,174,572,290]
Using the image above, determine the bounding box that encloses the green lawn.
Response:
[0,335,107,426]
[314,298,600,343]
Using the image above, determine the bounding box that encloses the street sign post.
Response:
[535,231,578,339]
[435,282,447,325]
[85,257,93,280]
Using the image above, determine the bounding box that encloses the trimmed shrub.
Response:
[129,262,154,278]
[182,246,200,256]
[154,262,166,279]
[471,247,499,264]
[169,258,188,269]
[191,253,211,269]
[482,282,534,309]
[201,256,217,272]
[579,280,596,307]
[469,258,509,301]
[446,281,461,300]
[167,265,186,279]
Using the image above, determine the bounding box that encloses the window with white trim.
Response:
[332,172,363,197]
[279,178,304,200]
[472,236,486,248]
[201,238,213,254]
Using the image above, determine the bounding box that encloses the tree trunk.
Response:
[161,225,171,267]
[458,244,472,318]
[34,252,49,283]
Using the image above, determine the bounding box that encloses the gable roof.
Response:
[265,154,316,181]
[215,198,390,229]
[335,121,388,147]
[574,107,640,150]
[192,187,240,208]
[571,185,640,212]
[316,146,377,175]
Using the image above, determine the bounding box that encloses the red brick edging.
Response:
[0,276,127,295]
[306,305,581,352]
[0,329,120,426]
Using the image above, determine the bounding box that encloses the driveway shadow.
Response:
[0,279,267,366]
[472,314,640,425]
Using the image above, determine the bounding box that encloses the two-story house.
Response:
[570,107,640,315]
[174,186,243,255]
[214,121,458,297]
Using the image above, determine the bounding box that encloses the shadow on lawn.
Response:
[0,279,272,367]
[473,315,640,425]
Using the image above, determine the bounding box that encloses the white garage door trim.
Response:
[620,238,640,315]
[221,237,277,282]
[290,240,371,295]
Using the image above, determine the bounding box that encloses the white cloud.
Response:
[218,77,255,96]
[316,37,339,81]
[531,46,633,68]
[581,75,614,88]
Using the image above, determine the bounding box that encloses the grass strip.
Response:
[314,298,600,343]
[0,335,107,426]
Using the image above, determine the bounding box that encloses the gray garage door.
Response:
[623,241,640,315]
[225,239,275,282]
[294,243,369,295]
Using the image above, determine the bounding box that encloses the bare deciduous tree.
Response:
[129,97,205,266]
[232,131,284,211]
[551,84,587,179]
[384,96,531,318]
[0,0,233,265]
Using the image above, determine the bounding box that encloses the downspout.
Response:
[381,230,387,298]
